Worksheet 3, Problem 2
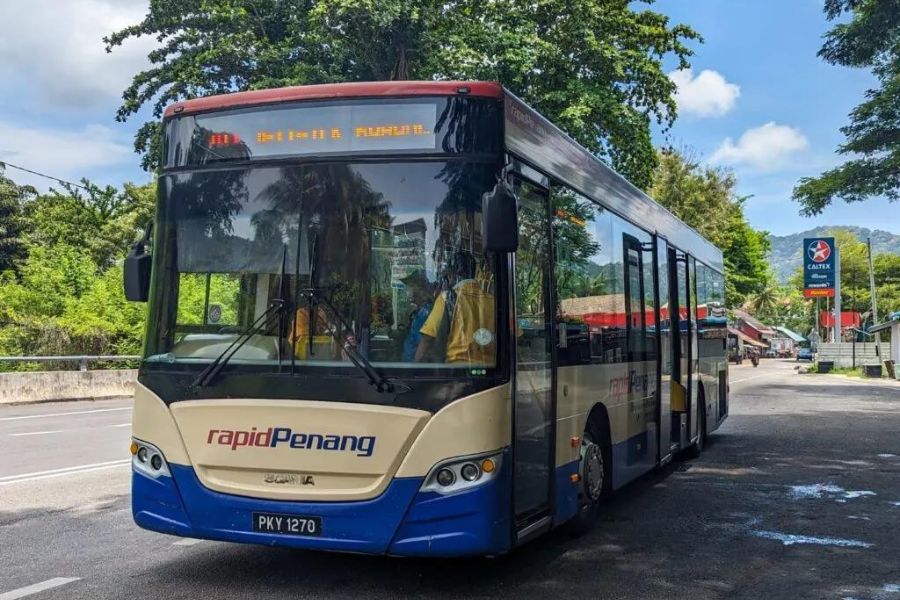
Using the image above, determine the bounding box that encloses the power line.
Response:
[0,160,92,192]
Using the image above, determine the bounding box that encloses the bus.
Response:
[124,81,728,557]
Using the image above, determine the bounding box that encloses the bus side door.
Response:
[510,176,556,533]
[655,237,675,461]
[668,246,694,450]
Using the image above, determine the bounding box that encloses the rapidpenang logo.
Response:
[206,427,376,457]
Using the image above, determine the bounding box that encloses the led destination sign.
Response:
[195,103,437,159]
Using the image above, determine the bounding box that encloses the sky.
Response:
[0,0,895,237]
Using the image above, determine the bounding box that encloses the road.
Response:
[2,361,900,599]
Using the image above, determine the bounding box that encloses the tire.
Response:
[566,425,611,535]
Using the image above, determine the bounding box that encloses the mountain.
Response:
[768,226,900,283]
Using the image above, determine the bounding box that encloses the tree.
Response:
[0,165,36,274]
[0,181,153,366]
[648,149,770,307]
[105,0,700,188]
[23,181,155,268]
[793,0,900,215]
[748,280,780,316]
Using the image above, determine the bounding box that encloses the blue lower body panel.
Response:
[553,460,580,524]
[389,455,512,556]
[133,458,512,557]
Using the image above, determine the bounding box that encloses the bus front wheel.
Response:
[567,427,610,535]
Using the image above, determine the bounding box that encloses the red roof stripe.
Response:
[163,81,503,118]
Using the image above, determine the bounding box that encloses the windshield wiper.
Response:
[192,299,285,387]
[299,287,410,395]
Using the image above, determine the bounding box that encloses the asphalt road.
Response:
[2,361,900,600]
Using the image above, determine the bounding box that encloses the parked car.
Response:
[796,348,814,361]
[765,349,778,358]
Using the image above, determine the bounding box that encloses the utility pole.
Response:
[815,297,820,342]
[867,237,881,358]
[834,243,841,343]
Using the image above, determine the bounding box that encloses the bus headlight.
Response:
[421,452,502,495]
[131,438,171,479]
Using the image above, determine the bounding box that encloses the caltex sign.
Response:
[803,237,836,297]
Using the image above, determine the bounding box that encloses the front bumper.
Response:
[133,454,512,557]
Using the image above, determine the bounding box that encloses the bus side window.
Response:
[622,234,647,362]
[551,184,613,366]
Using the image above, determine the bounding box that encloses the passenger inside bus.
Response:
[415,251,495,364]
[400,270,435,362]
[290,305,337,360]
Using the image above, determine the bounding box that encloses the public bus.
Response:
[124,81,728,557]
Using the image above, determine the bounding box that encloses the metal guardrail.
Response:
[0,355,140,372]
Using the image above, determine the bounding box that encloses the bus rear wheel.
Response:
[567,429,609,535]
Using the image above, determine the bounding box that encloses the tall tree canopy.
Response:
[105,0,700,188]
[0,165,36,274]
[793,0,900,215]
[648,149,770,307]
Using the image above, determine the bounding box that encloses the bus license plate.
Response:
[252,512,322,537]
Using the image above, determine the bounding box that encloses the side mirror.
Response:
[124,227,152,302]
[482,180,519,253]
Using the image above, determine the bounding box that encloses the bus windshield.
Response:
[145,160,499,376]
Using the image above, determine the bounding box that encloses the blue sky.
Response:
[0,0,895,236]
[653,0,897,235]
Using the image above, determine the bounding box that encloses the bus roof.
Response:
[163,81,503,118]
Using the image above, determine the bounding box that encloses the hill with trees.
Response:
[768,226,900,283]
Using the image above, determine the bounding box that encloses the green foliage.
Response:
[23,181,155,268]
[793,0,900,215]
[0,172,153,369]
[772,229,900,336]
[176,273,241,326]
[105,0,700,188]
[648,149,770,307]
[553,188,604,302]
[0,164,36,274]
[752,278,814,336]
[823,229,900,319]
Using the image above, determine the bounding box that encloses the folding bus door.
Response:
[668,246,693,450]
[655,237,675,461]
[510,176,555,535]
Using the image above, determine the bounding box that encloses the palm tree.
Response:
[749,283,780,318]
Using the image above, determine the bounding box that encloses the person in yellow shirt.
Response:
[290,305,337,359]
[415,251,495,365]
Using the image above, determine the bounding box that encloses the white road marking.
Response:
[751,529,873,548]
[111,423,132,428]
[173,538,204,546]
[9,430,64,437]
[730,372,770,384]
[0,578,81,600]
[0,407,130,422]
[0,459,130,486]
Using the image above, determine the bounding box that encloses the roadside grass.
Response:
[805,364,896,379]
[803,364,862,377]
[826,366,864,378]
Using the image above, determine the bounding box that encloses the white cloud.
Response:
[0,0,153,109]
[0,120,136,191]
[669,68,740,118]
[710,122,809,171]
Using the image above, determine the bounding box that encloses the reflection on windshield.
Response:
[146,162,498,374]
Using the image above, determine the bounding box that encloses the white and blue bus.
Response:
[124,81,728,557]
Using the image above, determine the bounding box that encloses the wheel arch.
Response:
[583,402,612,450]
